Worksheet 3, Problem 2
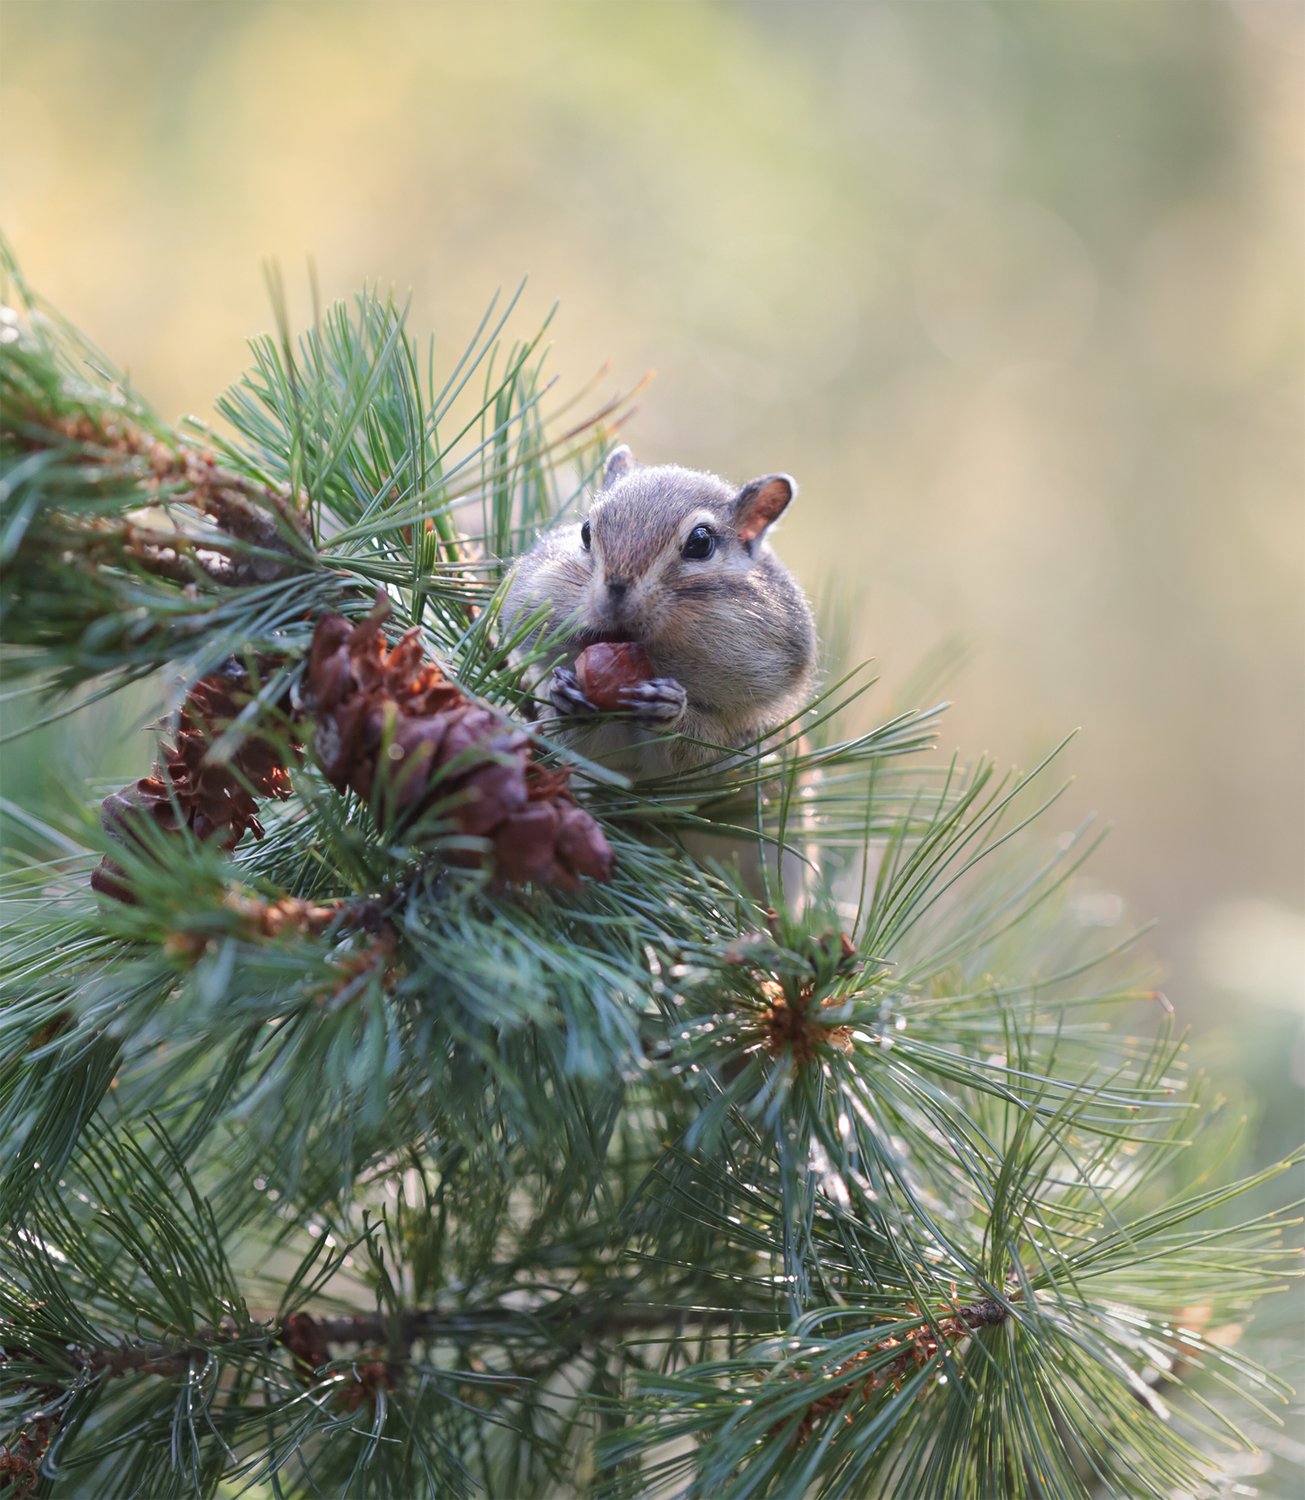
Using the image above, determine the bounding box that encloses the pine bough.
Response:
[0,249,1299,1499]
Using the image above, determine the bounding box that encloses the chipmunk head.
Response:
[572,445,797,644]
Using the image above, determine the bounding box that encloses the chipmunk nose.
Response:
[605,575,630,599]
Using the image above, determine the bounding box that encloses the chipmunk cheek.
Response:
[649,605,697,662]
[552,564,587,613]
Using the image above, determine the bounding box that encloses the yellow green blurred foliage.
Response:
[1,0,1301,1060]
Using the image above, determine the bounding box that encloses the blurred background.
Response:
[1,1,1301,1150]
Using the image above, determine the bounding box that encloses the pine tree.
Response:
[0,245,1299,1500]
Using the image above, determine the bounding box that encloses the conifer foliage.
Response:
[0,249,1299,1498]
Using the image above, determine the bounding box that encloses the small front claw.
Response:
[548,665,597,718]
[616,676,688,727]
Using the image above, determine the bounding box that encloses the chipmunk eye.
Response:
[681,524,716,561]
[580,519,591,550]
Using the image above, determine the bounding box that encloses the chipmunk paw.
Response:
[617,677,688,726]
[548,666,597,718]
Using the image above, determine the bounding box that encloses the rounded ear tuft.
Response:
[602,445,635,488]
[733,474,797,545]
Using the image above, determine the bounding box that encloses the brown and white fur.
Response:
[502,446,817,782]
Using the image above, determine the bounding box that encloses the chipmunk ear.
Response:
[602,445,635,488]
[733,474,796,545]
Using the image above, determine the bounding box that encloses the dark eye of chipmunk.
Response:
[681,525,716,561]
[580,519,591,550]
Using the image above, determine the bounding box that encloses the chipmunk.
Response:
[501,445,818,783]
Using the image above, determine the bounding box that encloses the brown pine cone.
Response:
[303,598,613,887]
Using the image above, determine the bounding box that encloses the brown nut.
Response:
[575,641,655,710]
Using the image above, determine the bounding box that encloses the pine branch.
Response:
[6,407,312,580]
[1,252,1298,1500]
[13,1296,748,1388]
